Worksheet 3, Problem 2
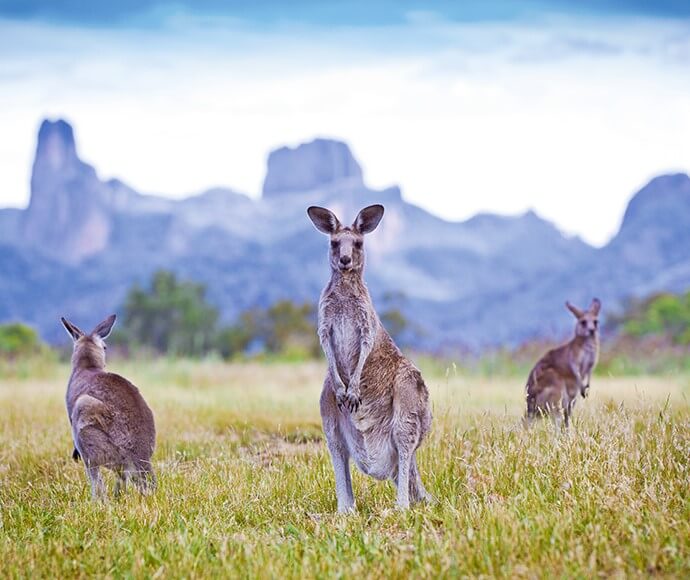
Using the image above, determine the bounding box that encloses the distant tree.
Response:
[215,322,253,359]
[0,323,43,358]
[215,300,319,360]
[379,291,410,344]
[612,290,690,345]
[263,300,319,356]
[122,270,219,356]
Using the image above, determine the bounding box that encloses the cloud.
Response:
[0,12,689,247]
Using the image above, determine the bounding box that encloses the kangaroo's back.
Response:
[68,369,155,461]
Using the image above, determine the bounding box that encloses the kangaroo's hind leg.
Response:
[320,382,355,513]
[85,464,106,500]
[75,426,116,501]
[393,418,421,510]
[409,453,431,504]
[124,457,156,496]
[114,468,127,498]
[524,392,538,428]
[562,392,577,430]
[393,370,428,510]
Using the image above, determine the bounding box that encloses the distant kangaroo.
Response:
[61,315,156,499]
[307,204,432,511]
[525,298,601,428]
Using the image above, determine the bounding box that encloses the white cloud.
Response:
[0,15,689,245]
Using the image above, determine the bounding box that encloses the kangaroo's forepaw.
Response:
[337,390,361,413]
[581,385,590,399]
[335,388,345,411]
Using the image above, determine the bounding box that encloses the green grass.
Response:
[1,359,689,577]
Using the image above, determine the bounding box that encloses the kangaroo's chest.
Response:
[331,316,361,376]
[322,294,369,379]
[576,342,599,376]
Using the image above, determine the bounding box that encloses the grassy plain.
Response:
[1,359,689,577]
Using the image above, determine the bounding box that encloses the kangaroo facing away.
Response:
[525,298,601,428]
[61,315,156,499]
[307,204,432,512]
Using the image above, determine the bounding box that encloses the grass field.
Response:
[1,359,689,577]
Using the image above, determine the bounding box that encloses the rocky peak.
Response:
[262,138,364,197]
[608,173,690,267]
[34,119,80,173]
[23,119,110,264]
[618,173,690,233]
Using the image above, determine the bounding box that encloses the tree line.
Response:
[3,272,687,359]
[110,270,411,359]
[0,270,410,360]
[112,270,321,359]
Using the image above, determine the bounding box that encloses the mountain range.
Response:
[1,119,689,349]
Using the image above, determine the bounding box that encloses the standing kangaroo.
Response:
[61,315,156,499]
[525,298,601,428]
[307,204,432,512]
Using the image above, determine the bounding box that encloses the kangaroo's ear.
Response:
[353,204,384,234]
[565,301,584,319]
[307,206,340,234]
[61,317,84,341]
[92,314,116,339]
[589,297,601,315]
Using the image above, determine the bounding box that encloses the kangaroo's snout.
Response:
[333,236,359,271]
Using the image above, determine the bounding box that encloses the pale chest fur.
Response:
[319,287,376,382]
[331,317,360,381]
[574,338,599,377]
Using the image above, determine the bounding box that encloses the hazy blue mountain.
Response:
[263,138,364,197]
[0,119,688,348]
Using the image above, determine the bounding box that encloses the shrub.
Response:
[0,323,43,357]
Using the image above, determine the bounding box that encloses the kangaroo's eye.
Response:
[354,241,363,249]
[580,320,587,326]
[593,320,599,327]
[330,241,339,249]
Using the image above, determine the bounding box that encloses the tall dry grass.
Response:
[1,359,688,577]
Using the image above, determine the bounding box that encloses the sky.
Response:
[0,1,689,246]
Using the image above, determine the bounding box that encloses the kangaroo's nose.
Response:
[340,256,352,265]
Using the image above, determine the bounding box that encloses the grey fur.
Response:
[61,314,156,499]
[308,204,432,511]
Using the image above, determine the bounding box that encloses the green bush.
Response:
[0,322,58,379]
[616,290,690,345]
[117,270,320,360]
[215,325,253,360]
[218,300,319,360]
[0,323,42,357]
[121,270,219,356]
